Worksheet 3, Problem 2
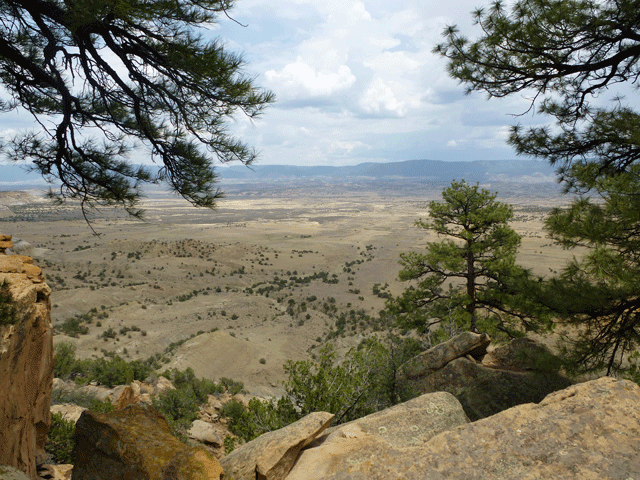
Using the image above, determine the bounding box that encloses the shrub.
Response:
[46,413,75,464]
[220,377,245,395]
[0,280,18,326]
[153,388,199,432]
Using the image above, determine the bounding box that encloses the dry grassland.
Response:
[1,181,574,396]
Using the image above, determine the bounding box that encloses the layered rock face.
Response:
[0,235,54,479]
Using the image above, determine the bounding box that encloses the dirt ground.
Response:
[0,180,575,397]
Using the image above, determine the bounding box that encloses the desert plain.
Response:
[0,179,575,397]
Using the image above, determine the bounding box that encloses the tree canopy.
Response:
[0,0,273,218]
[435,0,640,189]
[437,0,640,376]
[542,165,640,374]
[386,181,544,342]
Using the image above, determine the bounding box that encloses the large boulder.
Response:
[401,335,572,421]
[285,377,640,479]
[286,391,469,480]
[0,244,54,479]
[399,332,491,379]
[72,404,223,480]
[220,412,334,480]
[410,356,573,421]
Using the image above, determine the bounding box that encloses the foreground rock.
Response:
[73,405,223,480]
[0,466,31,480]
[285,377,640,479]
[286,392,469,480]
[0,239,54,479]
[220,412,334,480]
[401,333,572,420]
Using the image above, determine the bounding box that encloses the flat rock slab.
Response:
[287,392,468,480]
[220,412,334,480]
[416,377,640,479]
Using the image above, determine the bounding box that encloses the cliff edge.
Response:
[0,234,54,479]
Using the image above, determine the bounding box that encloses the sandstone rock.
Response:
[188,420,223,447]
[0,234,12,254]
[285,377,640,479]
[50,404,87,424]
[399,331,490,379]
[408,356,573,421]
[0,465,30,480]
[207,396,223,412]
[51,378,74,394]
[220,412,334,480]
[0,254,53,479]
[138,380,155,395]
[73,404,223,480]
[113,383,142,410]
[482,336,562,371]
[77,384,112,402]
[286,392,469,480]
[37,464,73,480]
[155,376,176,395]
[413,377,640,479]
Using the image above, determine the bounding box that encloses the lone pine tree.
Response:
[386,181,544,342]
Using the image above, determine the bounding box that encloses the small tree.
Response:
[387,180,544,339]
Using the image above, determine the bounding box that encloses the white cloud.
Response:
[265,61,356,98]
[359,78,421,117]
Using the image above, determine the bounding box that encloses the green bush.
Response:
[53,343,154,386]
[57,317,89,337]
[0,280,18,326]
[46,413,75,464]
[153,388,199,432]
[219,377,245,395]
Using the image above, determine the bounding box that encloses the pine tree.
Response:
[435,0,640,375]
[542,165,640,374]
[386,181,544,341]
[0,0,274,219]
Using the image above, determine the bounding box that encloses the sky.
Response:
[210,0,543,166]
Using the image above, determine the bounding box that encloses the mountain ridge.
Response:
[0,159,557,189]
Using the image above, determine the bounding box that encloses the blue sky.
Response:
[211,0,543,166]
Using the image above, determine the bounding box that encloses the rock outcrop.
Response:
[284,377,640,479]
[286,391,469,480]
[220,412,334,480]
[72,404,223,480]
[399,331,491,379]
[400,333,571,420]
[0,235,54,479]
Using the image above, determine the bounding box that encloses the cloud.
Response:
[359,78,421,117]
[265,61,356,98]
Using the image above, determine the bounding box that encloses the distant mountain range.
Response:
[0,159,558,189]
